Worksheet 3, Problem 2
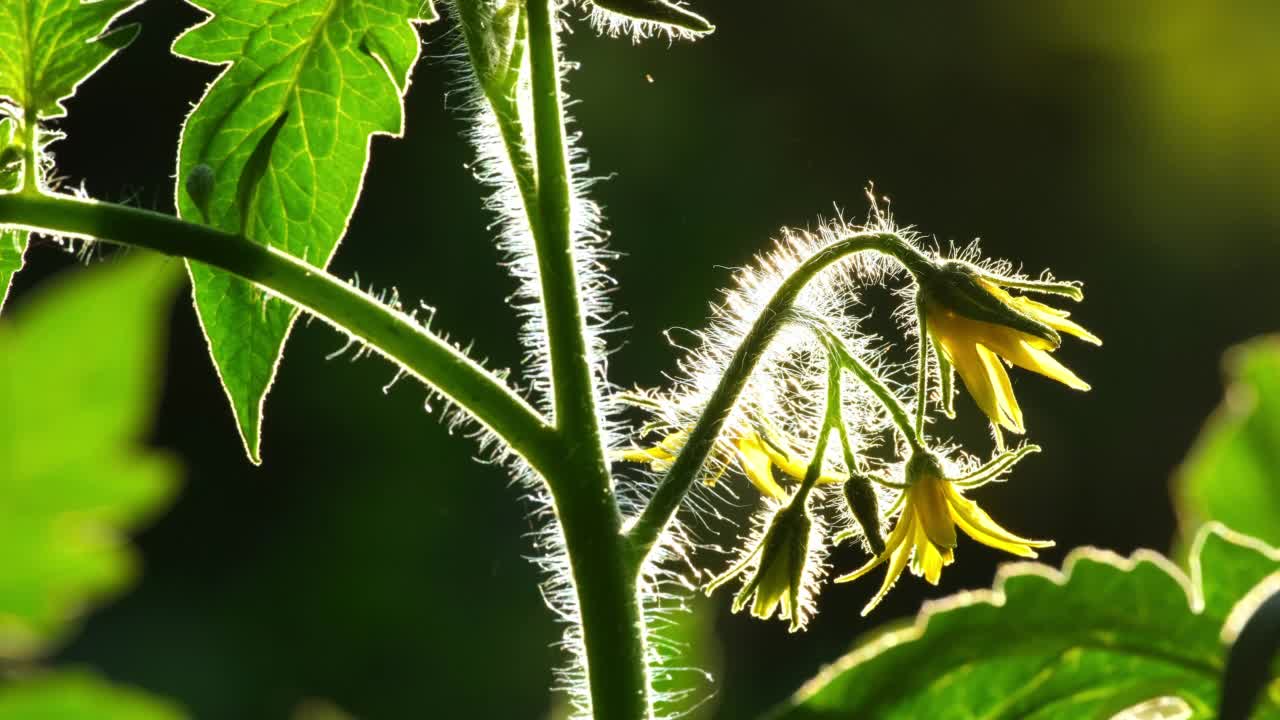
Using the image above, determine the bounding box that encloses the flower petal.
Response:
[835,508,914,584]
[976,344,1025,432]
[982,334,1091,392]
[1011,296,1102,346]
[761,435,848,485]
[945,484,1053,558]
[912,479,958,550]
[911,522,948,585]
[861,520,916,615]
[735,433,786,499]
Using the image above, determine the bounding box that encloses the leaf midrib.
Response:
[202,0,343,192]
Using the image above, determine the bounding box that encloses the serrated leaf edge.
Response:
[787,522,1280,709]
[170,0,436,463]
[4,0,147,120]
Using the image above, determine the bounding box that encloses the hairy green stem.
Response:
[0,191,559,470]
[810,323,922,454]
[913,298,928,439]
[792,358,843,504]
[625,232,929,564]
[523,4,650,719]
[526,1,605,444]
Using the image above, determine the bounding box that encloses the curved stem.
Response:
[829,339,921,453]
[625,231,928,564]
[791,356,843,506]
[793,312,921,454]
[0,191,560,472]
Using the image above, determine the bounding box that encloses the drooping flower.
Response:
[835,449,1051,615]
[705,497,823,632]
[615,423,848,499]
[916,259,1100,435]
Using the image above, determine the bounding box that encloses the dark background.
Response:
[7,1,1279,718]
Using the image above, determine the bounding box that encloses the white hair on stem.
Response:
[440,4,657,717]
[619,208,951,641]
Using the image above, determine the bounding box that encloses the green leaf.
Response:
[771,524,1280,720]
[173,1,431,463]
[0,228,26,313]
[0,0,142,119]
[0,2,140,311]
[0,670,185,720]
[1177,337,1280,548]
[0,255,180,660]
[0,117,24,311]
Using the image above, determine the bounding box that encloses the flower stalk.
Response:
[624,231,929,565]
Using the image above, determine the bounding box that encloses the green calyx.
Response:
[904,449,945,487]
[918,260,1062,348]
[590,0,714,34]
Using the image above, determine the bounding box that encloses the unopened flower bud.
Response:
[706,500,816,632]
[842,473,885,555]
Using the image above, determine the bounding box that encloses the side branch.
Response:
[0,192,560,472]
[624,231,929,565]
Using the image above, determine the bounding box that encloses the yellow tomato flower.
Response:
[919,262,1101,434]
[836,451,1052,615]
[615,425,845,500]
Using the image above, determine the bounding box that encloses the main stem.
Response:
[524,4,650,718]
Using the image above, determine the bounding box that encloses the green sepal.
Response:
[918,260,1061,347]
[590,0,714,34]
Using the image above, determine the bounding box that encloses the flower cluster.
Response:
[617,210,1098,628]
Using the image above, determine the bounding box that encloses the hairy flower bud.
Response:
[706,498,820,632]
[842,473,885,555]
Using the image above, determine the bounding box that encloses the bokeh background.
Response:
[7,1,1280,717]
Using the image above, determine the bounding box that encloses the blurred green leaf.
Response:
[1177,337,1280,547]
[172,0,431,463]
[0,0,142,119]
[0,255,180,659]
[1219,577,1280,720]
[770,524,1279,720]
[0,670,184,720]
